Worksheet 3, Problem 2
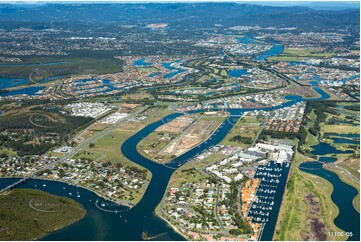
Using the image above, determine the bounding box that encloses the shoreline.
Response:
[323,164,360,212]
[272,161,293,241]
[154,204,189,241]
[0,176,133,209]
[1,187,87,241]
[35,210,87,241]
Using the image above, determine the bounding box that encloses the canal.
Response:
[0,84,359,240]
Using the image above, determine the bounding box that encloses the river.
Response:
[0,84,359,240]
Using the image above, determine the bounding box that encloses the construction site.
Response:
[137,114,226,163]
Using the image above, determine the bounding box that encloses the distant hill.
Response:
[239,1,360,10]
[0,2,359,32]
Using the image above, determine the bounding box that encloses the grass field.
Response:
[334,154,360,179]
[74,128,149,203]
[275,101,360,241]
[0,189,85,240]
[0,147,17,157]
[274,151,347,241]
[321,124,360,134]
[73,107,173,203]
[190,152,225,169]
[268,48,335,61]
[136,67,159,73]
[220,116,262,148]
[320,87,343,101]
[137,131,179,162]
[118,92,154,101]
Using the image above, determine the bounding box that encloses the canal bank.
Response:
[0,84,355,241]
[298,137,360,241]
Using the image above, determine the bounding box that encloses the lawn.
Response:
[190,152,225,169]
[283,48,335,57]
[268,56,306,62]
[220,116,263,148]
[321,124,360,134]
[268,48,335,61]
[136,67,159,73]
[335,154,360,179]
[169,163,209,186]
[137,131,178,163]
[119,92,154,101]
[0,189,85,240]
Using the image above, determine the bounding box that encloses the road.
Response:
[252,114,269,146]
[0,106,147,194]
[215,183,227,235]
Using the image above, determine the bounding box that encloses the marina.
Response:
[0,84,358,241]
[247,161,290,241]
[0,2,359,241]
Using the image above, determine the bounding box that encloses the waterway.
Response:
[299,162,359,241]
[236,35,257,44]
[299,135,359,241]
[310,137,354,156]
[248,161,290,241]
[253,44,283,61]
[162,62,185,79]
[0,84,358,240]
[72,78,124,96]
[0,77,29,89]
[332,137,359,145]
[0,86,46,97]
[133,58,152,67]
[228,69,248,78]
[0,74,65,90]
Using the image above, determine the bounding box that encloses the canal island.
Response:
[0,1,360,241]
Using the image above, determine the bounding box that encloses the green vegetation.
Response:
[0,56,124,80]
[0,102,93,156]
[275,101,360,240]
[0,189,85,240]
[73,107,173,203]
[151,58,279,101]
[74,127,150,203]
[0,147,17,157]
[169,163,208,186]
[224,182,252,235]
[221,116,263,148]
[268,48,335,61]
[274,152,347,241]
[136,67,159,73]
[137,131,178,162]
